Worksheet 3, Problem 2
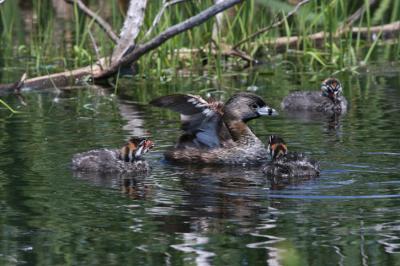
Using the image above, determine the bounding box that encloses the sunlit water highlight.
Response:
[1,67,400,265]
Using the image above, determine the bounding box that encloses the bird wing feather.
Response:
[150,94,231,148]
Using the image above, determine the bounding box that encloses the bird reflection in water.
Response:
[172,165,272,227]
[121,177,153,200]
[72,171,153,200]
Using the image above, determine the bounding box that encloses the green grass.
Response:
[0,99,19,114]
[0,0,399,81]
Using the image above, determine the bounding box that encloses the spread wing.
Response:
[149,94,211,115]
[150,94,230,148]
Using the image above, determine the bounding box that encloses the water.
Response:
[1,67,400,265]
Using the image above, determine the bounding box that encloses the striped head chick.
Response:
[120,137,154,162]
[321,78,343,103]
[267,135,288,161]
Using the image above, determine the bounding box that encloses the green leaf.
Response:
[0,99,19,114]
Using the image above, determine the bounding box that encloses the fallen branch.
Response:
[0,65,99,94]
[14,73,27,93]
[14,73,28,106]
[2,21,396,93]
[210,40,256,64]
[266,21,400,51]
[0,0,243,92]
[0,73,28,106]
[94,0,244,80]
[0,73,28,95]
[64,0,119,43]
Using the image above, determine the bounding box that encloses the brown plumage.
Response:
[119,137,154,162]
[150,92,278,165]
[71,137,154,175]
[263,135,320,178]
[267,135,288,160]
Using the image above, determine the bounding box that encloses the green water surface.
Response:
[1,67,400,265]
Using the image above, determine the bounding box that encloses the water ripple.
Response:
[376,221,400,254]
[171,233,215,266]
[268,194,400,200]
[247,234,285,249]
[365,152,400,156]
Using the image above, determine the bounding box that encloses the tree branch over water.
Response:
[0,0,244,92]
[95,0,244,79]
[1,0,397,93]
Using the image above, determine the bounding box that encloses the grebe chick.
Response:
[281,78,348,114]
[150,92,278,165]
[119,137,154,162]
[263,135,320,178]
[71,138,154,174]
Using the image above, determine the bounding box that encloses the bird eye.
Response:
[251,104,258,109]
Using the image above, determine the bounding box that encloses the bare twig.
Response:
[64,0,118,43]
[266,21,400,51]
[210,40,256,64]
[88,30,100,60]
[233,0,311,49]
[338,0,378,32]
[0,20,398,93]
[224,48,255,63]
[88,30,103,70]
[95,0,244,80]
[0,0,243,91]
[144,0,188,39]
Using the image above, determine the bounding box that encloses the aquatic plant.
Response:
[0,0,398,85]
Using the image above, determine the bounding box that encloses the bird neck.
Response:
[223,118,257,144]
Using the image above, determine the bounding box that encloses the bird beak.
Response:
[143,140,154,153]
[257,106,278,116]
[134,140,154,158]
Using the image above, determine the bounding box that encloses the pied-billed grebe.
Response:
[119,137,154,162]
[263,135,320,178]
[150,92,278,165]
[281,78,348,114]
[72,137,154,174]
